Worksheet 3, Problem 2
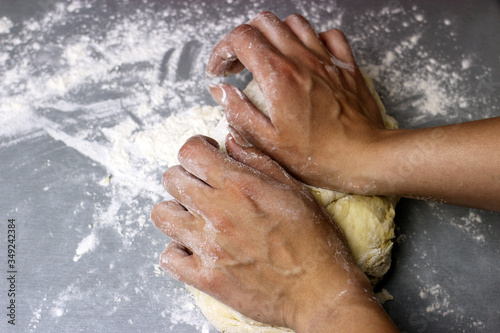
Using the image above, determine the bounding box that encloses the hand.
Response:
[151,134,395,332]
[206,11,500,211]
[207,12,388,194]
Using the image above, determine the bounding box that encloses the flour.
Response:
[348,5,498,127]
[73,232,98,262]
[453,211,486,243]
[1,1,498,332]
[420,284,452,315]
[0,16,13,34]
[129,105,225,169]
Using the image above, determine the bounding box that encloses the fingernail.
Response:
[205,69,217,78]
[209,83,228,106]
[206,58,232,78]
[205,56,222,78]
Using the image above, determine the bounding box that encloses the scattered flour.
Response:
[397,200,494,332]
[420,284,453,315]
[453,211,486,243]
[73,232,98,262]
[49,283,87,320]
[348,5,498,126]
[0,16,13,34]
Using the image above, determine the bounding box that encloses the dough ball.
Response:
[186,72,398,332]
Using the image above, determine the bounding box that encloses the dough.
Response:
[187,71,398,333]
[187,285,294,333]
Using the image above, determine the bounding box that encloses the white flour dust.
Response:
[0,16,13,34]
[394,200,493,332]
[453,211,486,243]
[73,232,98,262]
[0,0,498,331]
[348,5,498,127]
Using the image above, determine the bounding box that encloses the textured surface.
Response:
[1,1,500,332]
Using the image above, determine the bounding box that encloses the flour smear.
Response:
[0,0,498,332]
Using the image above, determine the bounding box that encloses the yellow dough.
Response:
[187,71,398,333]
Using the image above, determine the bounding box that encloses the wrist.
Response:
[330,127,402,196]
[288,266,397,333]
[361,128,408,196]
[365,127,444,198]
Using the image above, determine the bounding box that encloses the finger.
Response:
[162,164,213,214]
[176,135,221,184]
[247,12,305,57]
[249,12,340,86]
[176,135,240,189]
[205,23,284,80]
[225,131,303,191]
[159,241,199,284]
[357,70,386,127]
[283,14,333,64]
[151,200,202,241]
[318,29,357,69]
[209,83,276,145]
[319,29,385,125]
[319,29,363,94]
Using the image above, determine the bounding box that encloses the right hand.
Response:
[207,12,388,194]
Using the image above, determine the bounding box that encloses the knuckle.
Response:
[162,165,183,189]
[276,54,329,89]
[271,57,299,80]
[276,57,323,90]
[222,174,260,206]
[252,11,285,29]
[178,135,218,164]
[229,23,255,40]
[330,28,344,36]
[159,251,180,278]
[258,10,273,16]
[303,52,326,72]
[151,203,163,226]
[151,201,177,229]
[286,13,307,24]
[330,28,348,42]
[177,136,202,164]
[255,11,275,20]
[250,12,283,30]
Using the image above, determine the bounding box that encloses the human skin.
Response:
[206,12,500,212]
[151,134,398,332]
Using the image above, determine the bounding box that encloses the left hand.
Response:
[151,134,373,331]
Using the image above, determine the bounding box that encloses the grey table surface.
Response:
[1,0,500,332]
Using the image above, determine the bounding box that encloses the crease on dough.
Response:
[186,70,399,333]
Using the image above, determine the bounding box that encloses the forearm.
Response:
[371,117,500,211]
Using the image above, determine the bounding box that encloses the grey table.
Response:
[1,1,499,332]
